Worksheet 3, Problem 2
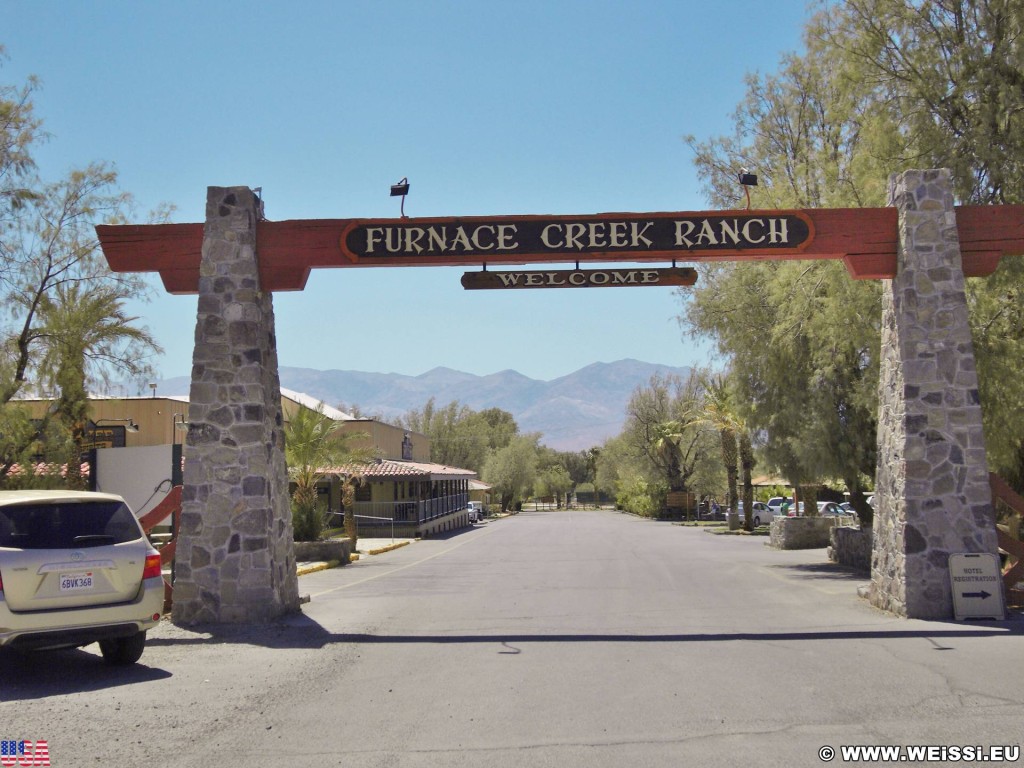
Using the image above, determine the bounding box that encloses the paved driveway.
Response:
[3,510,1021,767]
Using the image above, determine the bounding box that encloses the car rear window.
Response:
[0,501,142,549]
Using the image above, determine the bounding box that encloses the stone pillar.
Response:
[172,186,299,625]
[870,169,1000,619]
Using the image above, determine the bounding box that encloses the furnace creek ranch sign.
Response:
[343,212,812,262]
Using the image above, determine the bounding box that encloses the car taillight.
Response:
[0,568,4,591]
[143,552,162,580]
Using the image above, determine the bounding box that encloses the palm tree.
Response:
[284,403,375,542]
[36,283,161,487]
[695,373,757,532]
[652,419,687,491]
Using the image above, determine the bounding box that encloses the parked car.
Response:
[823,501,859,523]
[766,497,793,516]
[698,501,725,521]
[0,490,164,665]
[467,501,484,523]
[737,501,774,527]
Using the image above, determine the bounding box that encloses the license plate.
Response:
[60,573,94,592]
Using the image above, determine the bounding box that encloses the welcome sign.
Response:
[461,266,698,290]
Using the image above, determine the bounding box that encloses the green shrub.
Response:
[615,476,668,518]
[292,499,328,542]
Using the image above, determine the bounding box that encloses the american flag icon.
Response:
[0,740,49,766]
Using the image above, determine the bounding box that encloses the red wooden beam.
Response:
[137,483,182,533]
[95,205,1024,294]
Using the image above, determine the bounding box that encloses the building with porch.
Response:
[12,389,480,538]
[327,458,477,538]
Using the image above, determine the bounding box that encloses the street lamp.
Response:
[390,177,409,218]
[172,413,188,445]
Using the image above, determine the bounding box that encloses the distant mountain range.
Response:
[154,359,693,451]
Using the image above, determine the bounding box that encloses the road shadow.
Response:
[9,610,1021,701]
[0,646,172,702]
[144,606,1024,653]
[770,561,870,582]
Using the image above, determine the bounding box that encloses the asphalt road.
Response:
[3,509,1023,767]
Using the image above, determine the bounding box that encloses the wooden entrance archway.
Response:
[99,203,1021,293]
[97,170,1024,622]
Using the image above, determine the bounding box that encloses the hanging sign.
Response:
[342,211,813,263]
[461,266,697,290]
[81,424,127,451]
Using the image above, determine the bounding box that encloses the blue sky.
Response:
[3,1,811,383]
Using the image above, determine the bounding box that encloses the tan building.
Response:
[277,390,478,536]
[15,388,478,537]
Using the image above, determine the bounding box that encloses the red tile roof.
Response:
[6,461,91,478]
[320,459,476,481]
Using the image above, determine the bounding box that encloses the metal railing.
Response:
[353,514,395,543]
[351,493,469,525]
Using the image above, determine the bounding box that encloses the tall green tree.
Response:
[819,0,1024,207]
[558,449,595,503]
[592,435,635,501]
[622,373,707,493]
[478,407,518,452]
[0,58,167,483]
[683,262,879,522]
[482,433,540,512]
[0,46,43,249]
[691,373,751,529]
[34,283,162,486]
[1,163,141,402]
[535,465,573,508]
[532,447,592,507]
[403,399,518,473]
[819,0,1024,491]
[680,0,1024,505]
[651,419,687,491]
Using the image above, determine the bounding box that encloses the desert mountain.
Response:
[155,359,692,451]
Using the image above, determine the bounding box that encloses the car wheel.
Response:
[754,516,761,526]
[99,631,147,665]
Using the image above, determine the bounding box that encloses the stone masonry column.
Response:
[870,169,1000,619]
[172,186,299,625]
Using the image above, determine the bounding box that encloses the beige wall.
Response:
[338,420,431,463]
[18,396,431,461]
[17,397,187,449]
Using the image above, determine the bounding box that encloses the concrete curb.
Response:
[363,541,412,556]
[296,559,342,576]
[296,539,414,576]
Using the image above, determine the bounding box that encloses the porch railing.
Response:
[351,493,468,526]
[353,514,395,542]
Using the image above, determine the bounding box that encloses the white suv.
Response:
[0,490,164,665]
